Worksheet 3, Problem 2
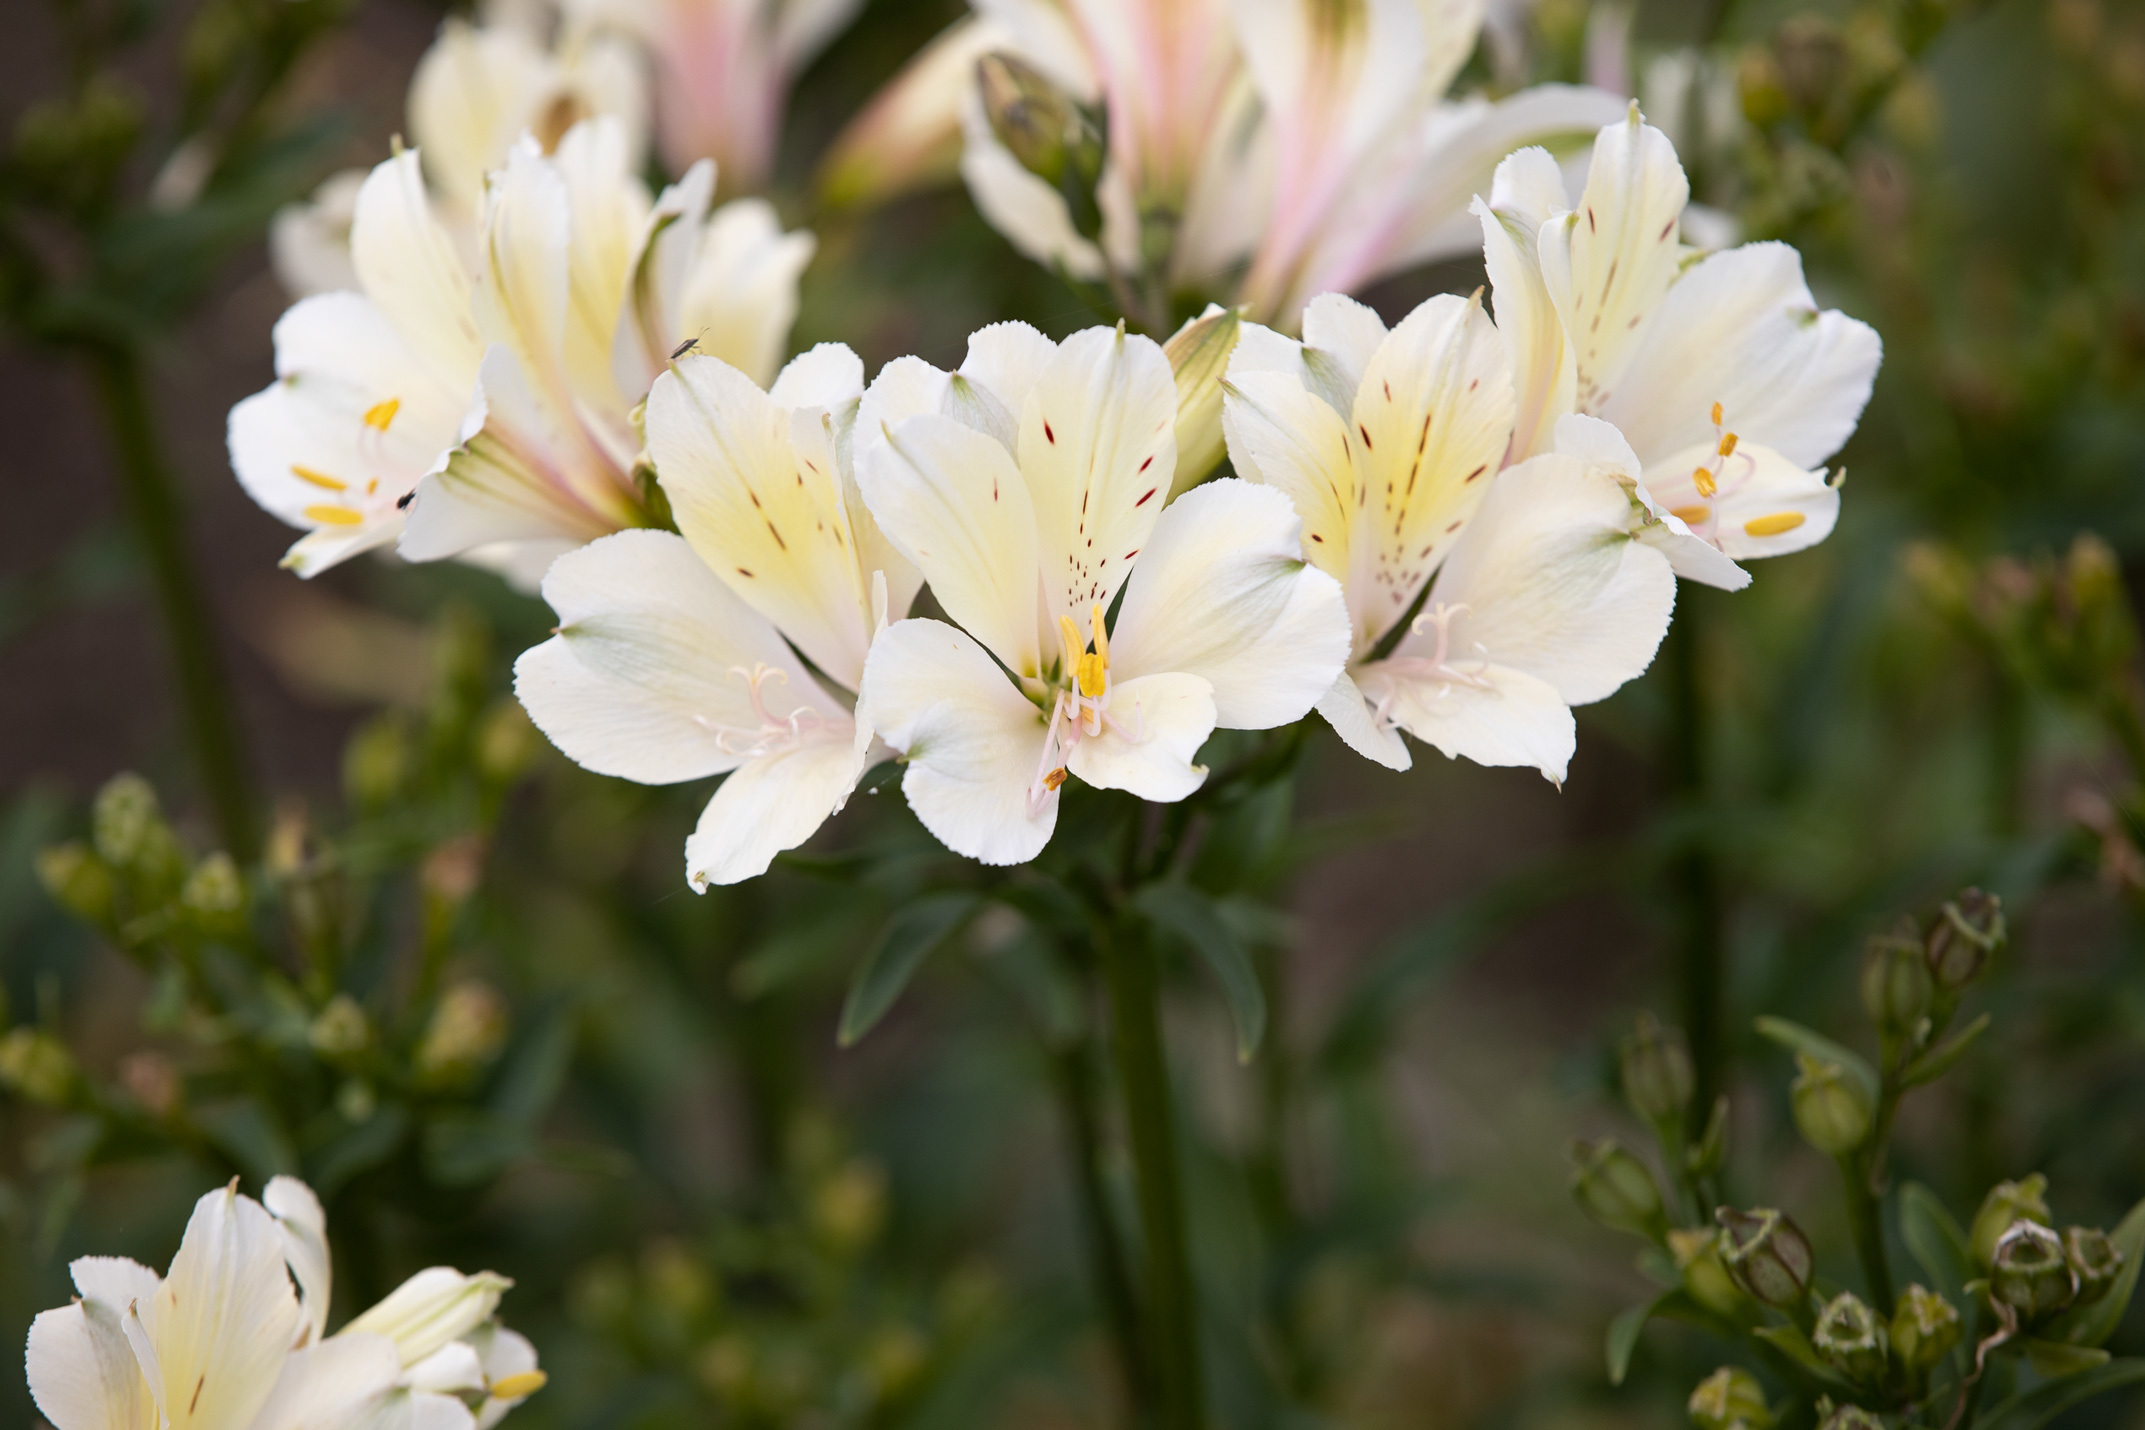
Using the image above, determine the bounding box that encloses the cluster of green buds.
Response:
[1967,1175,2129,1333]
[34,773,246,955]
[1908,534,2139,709]
[1689,1365,1773,1430]
[1715,1206,1815,1307]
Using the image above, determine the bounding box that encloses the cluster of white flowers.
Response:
[27,1178,539,1430]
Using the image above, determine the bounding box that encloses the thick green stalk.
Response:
[1101,917,1205,1430]
[1839,1155,1894,1309]
[1050,1038,1152,1406]
[1666,611,1725,1133]
[87,343,258,860]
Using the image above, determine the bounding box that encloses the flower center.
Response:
[292,396,407,529]
[1667,402,1812,542]
[1026,603,1148,814]
[691,663,829,758]
[1372,602,1494,729]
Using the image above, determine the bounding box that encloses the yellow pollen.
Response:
[490,1371,548,1400]
[1058,612,1110,698]
[1710,401,1723,427]
[1743,511,1807,538]
[1669,504,1711,524]
[1089,602,1109,664]
[290,465,345,491]
[362,397,401,431]
[1042,767,1069,792]
[1718,431,1738,459]
[1692,465,1718,499]
[304,505,365,527]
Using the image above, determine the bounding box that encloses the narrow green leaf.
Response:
[1975,1357,2145,1430]
[838,893,980,1047]
[1901,1013,1991,1087]
[2022,1339,2111,1378]
[1754,1016,1879,1098]
[1901,1181,1973,1306]
[2045,1195,2145,1348]
[1135,881,1265,1061]
[1607,1291,1672,1386]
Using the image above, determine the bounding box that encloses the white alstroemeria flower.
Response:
[272,15,647,300]
[940,0,1622,328]
[232,116,813,584]
[856,323,1349,865]
[1476,105,1882,584]
[1222,292,1676,782]
[27,1176,541,1430]
[562,0,863,194]
[514,345,919,887]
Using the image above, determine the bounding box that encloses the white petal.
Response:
[514,530,839,785]
[27,1299,154,1430]
[862,413,1044,677]
[551,118,652,413]
[147,1184,303,1430]
[269,169,365,300]
[1347,293,1514,650]
[341,1388,479,1430]
[263,1177,331,1347]
[343,1268,509,1368]
[1219,368,1355,584]
[1107,480,1349,728]
[407,19,553,224]
[1315,671,1410,770]
[769,342,865,412]
[70,1258,163,1314]
[402,1343,484,1395]
[1064,672,1215,802]
[1642,440,1840,562]
[1019,326,1179,640]
[677,198,816,390]
[1552,414,1750,590]
[959,321,1058,419]
[862,619,1056,866]
[1420,452,1675,705]
[1298,294,1388,398]
[1539,105,1689,415]
[248,1332,403,1430]
[1598,240,1882,469]
[645,354,875,686]
[684,733,866,888]
[351,150,483,388]
[1479,146,1576,464]
[466,1326,539,1430]
[1359,659,1577,783]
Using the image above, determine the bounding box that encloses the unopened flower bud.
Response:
[181,852,246,935]
[2063,1226,2123,1306]
[977,53,1101,190]
[1970,1175,2051,1268]
[416,982,508,1081]
[1991,1221,2077,1320]
[1689,1366,1772,1430]
[309,994,371,1056]
[35,842,116,927]
[1670,1228,1747,1317]
[1816,1405,1887,1430]
[1926,888,2003,992]
[1791,1053,1872,1157]
[1814,1292,1889,1384]
[344,1266,513,1366]
[1891,1284,1961,1374]
[1861,931,1932,1039]
[1162,305,1241,496]
[1621,1013,1694,1128]
[0,1028,76,1105]
[93,773,164,869]
[1716,1207,1815,1308]
[1569,1138,1666,1240]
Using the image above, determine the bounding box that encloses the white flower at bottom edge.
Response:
[856,323,1349,867]
[1223,290,1676,784]
[25,1177,538,1430]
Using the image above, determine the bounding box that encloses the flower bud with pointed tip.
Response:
[1689,1366,1772,1430]
[1970,1176,2051,1269]
[1621,1013,1694,1128]
[1891,1284,1961,1374]
[1163,305,1241,496]
[1716,1207,1815,1308]
[2062,1226,2122,1307]
[1814,1292,1889,1385]
[1926,888,2003,992]
[1991,1221,2076,1320]
[1861,931,1932,1040]
[1569,1138,1667,1240]
[976,52,1103,198]
[1791,1053,1872,1157]
[1671,1228,1747,1317]
[344,1266,514,1366]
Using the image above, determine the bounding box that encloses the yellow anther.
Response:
[1058,612,1110,698]
[304,505,365,527]
[1089,602,1109,664]
[290,464,346,491]
[1692,465,1718,499]
[1743,511,1807,537]
[1710,401,1724,427]
[1042,767,1069,792]
[362,397,401,431]
[490,1371,548,1400]
[1058,614,1084,676]
[1718,431,1738,459]
[1669,504,1711,525]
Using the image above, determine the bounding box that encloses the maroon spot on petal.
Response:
[1044,421,1056,444]
[1359,424,1373,449]
[1135,487,1156,507]
[1139,455,1154,472]
[1310,533,1324,543]
[1464,464,1487,483]
[1446,521,1462,533]
[1586,206,1596,232]
[1658,217,1675,241]
[737,568,753,577]
[1124,549,1139,561]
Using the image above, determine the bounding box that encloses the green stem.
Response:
[1666,610,1725,1135]
[1049,1036,1152,1406]
[87,342,257,860]
[1840,1154,1894,1309]
[1101,915,1205,1430]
